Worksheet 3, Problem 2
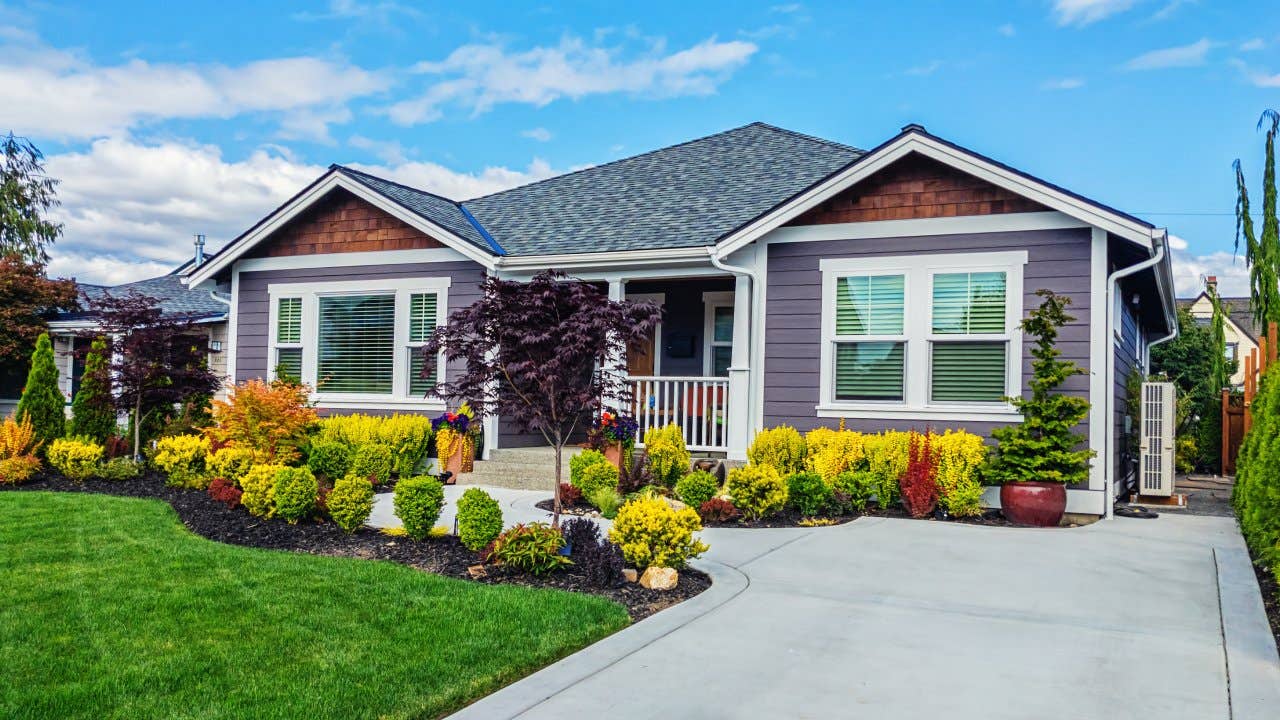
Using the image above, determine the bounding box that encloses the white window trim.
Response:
[702,290,735,377]
[816,251,1027,421]
[267,277,451,411]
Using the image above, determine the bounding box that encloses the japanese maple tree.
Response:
[423,271,661,524]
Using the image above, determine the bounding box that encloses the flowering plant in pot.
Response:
[433,403,478,478]
[988,290,1094,527]
[587,409,638,468]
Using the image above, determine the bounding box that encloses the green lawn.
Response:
[0,492,629,720]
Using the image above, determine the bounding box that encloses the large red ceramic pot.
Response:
[1000,482,1067,527]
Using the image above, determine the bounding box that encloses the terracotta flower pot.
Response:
[1000,482,1067,527]
[442,436,475,478]
[602,441,624,469]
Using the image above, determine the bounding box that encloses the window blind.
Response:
[931,271,1006,334]
[276,297,302,343]
[317,294,395,394]
[836,275,904,335]
[275,348,302,382]
[408,292,438,343]
[930,342,1007,402]
[834,341,905,401]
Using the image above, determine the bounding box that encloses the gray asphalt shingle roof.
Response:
[462,122,863,255]
[69,273,227,321]
[331,166,500,254]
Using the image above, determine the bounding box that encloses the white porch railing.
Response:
[627,375,729,452]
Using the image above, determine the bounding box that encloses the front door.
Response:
[624,292,665,377]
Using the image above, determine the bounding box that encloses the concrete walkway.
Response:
[426,496,1280,720]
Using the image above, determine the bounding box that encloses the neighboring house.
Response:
[185,122,1177,516]
[1180,276,1257,389]
[48,248,230,407]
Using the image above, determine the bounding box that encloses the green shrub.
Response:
[96,457,141,481]
[456,487,503,551]
[273,467,318,524]
[487,523,569,575]
[1236,365,1280,565]
[240,464,286,518]
[574,461,619,499]
[69,337,116,442]
[152,434,211,489]
[207,446,255,485]
[315,413,433,476]
[47,437,104,481]
[16,334,64,453]
[786,471,832,517]
[747,425,807,475]
[306,440,351,481]
[725,464,787,521]
[608,496,708,569]
[587,486,624,519]
[674,470,720,509]
[569,449,609,486]
[643,424,690,486]
[393,475,446,540]
[832,470,877,513]
[327,475,374,533]
[350,443,393,485]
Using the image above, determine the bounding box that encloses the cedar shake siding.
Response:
[786,153,1048,226]
[763,227,1092,438]
[234,260,485,388]
[245,188,447,258]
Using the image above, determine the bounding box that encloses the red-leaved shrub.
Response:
[559,482,582,507]
[899,433,938,518]
[207,477,243,509]
[698,497,740,523]
[103,435,131,460]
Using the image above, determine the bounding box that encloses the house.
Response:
[47,243,230,406]
[184,122,1177,517]
[1180,276,1257,388]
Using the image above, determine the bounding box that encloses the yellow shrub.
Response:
[805,428,866,483]
[241,464,286,518]
[725,464,788,520]
[608,495,708,569]
[864,430,914,484]
[47,437,104,481]
[644,424,690,486]
[0,456,40,484]
[207,446,255,485]
[932,430,988,517]
[152,434,211,488]
[747,425,807,475]
[316,413,434,476]
[0,414,40,461]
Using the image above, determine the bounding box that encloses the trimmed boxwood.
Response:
[456,487,503,551]
[393,475,445,540]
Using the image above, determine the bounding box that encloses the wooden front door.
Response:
[627,332,656,376]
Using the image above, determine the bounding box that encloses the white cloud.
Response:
[1170,244,1250,297]
[902,60,943,77]
[1122,38,1212,71]
[997,23,1017,37]
[521,127,553,142]
[1240,38,1266,52]
[0,34,389,140]
[1231,59,1280,88]
[348,135,409,164]
[1052,0,1137,27]
[1149,0,1195,22]
[770,3,802,13]
[293,0,422,22]
[42,138,562,284]
[386,35,757,125]
[1041,77,1086,90]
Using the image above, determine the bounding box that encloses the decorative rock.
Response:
[622,568,638,583]
[639,566,678,591]
[467,564,488,579]
[663,497,687,512]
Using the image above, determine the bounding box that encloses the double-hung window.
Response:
[266,278,449,408]
[703,291,735,377]
[819,251,1025,419]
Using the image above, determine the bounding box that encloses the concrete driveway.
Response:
[449,509,1280,720]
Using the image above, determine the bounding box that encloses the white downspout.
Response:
[1104,230,1175,518]
[708,247,763,460]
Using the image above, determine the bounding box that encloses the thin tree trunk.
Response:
[133,395,142,461]
[552,429,563,527]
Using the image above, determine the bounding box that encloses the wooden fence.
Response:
[1224,321,1279,472]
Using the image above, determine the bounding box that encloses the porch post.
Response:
[605,277,627,412]
[727,273,751,460]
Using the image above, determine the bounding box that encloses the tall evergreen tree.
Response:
[1235,110,1280,327]
[70,336,116,442]
[0,133,62,264]
[15,332,64,450]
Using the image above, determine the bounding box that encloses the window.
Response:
[266,278,450,408]
[703,292,735,376]
[818,252,1026,419]
[273,297,303,382]
[929,271,1008,402]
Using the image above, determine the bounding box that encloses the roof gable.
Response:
[244,188,446,258]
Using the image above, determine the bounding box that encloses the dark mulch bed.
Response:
[0,474,708,621]
[535,498,600,517]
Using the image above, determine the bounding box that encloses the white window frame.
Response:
[817,251,1027,422]
[702,290,735,377]
[267,277,451,411]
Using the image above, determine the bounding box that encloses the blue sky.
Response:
[1,0,1277,294]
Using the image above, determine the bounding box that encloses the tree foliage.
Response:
[15,333,64,451]
[70,336,116,442]
[423,271,661,522]
[0,254,76,392]
[0,133,62,264]
[1235,110,1280,327]
[988,290,1094,484]
[209,379,317,464]
[81,290,221,458]
[1151,306,1234,472]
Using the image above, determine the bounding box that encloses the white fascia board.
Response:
[716,133,1155,257]
[764,211,1086,245]
[186,172,496,287]
[494,245,711,272]
[235,247,471,273]
[47,315,227,332]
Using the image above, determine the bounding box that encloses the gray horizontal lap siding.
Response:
[234,261,486,402]
[763,227,1093,438]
